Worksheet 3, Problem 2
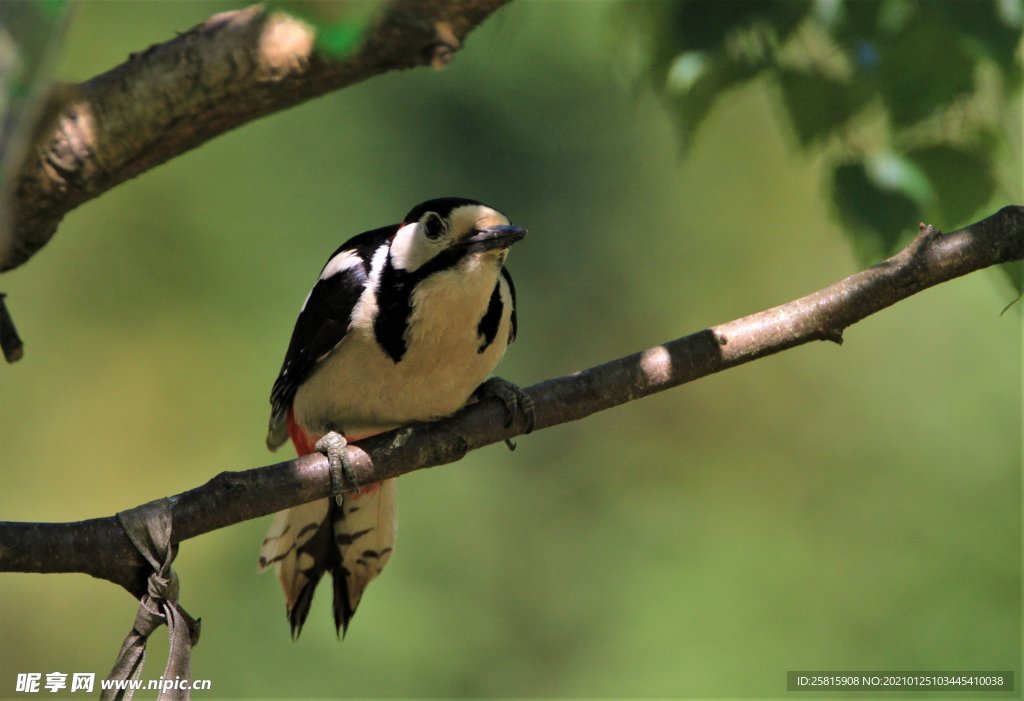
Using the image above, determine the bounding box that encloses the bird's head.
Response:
[389,197,526,273]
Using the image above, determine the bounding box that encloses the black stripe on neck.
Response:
[373,246,472,363]
[477,280,504,353]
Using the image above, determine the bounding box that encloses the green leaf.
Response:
[272,1,376,58]
[875,16,978,127]
[905,145,996,228]
[831,0,885,41]
[865,152,935,209]
[36,0,71,19]
[777,69,865,146]
[831,159,923,262]
[663,53,751,151]
[648,0,812,55]
[315,21,366,57]
[932,0,1022,69]
[665,51,711,94]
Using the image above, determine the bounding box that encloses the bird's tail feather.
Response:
[258,479,397,638]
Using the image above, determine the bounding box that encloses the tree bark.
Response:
[1,0,510,271]
[1,206,1020,597]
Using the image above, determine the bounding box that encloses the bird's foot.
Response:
[475,377,536,451]
[316,430,357,505]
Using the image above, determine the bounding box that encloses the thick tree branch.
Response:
[0,0,509,271]
[1,205,1021,596]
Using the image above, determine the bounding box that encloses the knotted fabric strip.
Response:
[102,499,201,701]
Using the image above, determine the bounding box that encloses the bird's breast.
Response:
[292,262,513,438]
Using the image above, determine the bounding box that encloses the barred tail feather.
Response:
[333,478,397,633]
[258,498,331,637]
[258,479,397,638]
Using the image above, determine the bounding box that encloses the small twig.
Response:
[0,292,25,362]
[0,205,1020,596]
[1000,294,1021,315]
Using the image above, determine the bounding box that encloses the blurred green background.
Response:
[0,1,1020,698]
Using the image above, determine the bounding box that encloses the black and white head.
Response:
[387,197,526,272]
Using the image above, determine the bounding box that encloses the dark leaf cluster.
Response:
[624,0,1022,281]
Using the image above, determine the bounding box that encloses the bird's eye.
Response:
[422,213,445,241]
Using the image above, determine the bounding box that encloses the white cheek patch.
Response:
[389,222,424,271]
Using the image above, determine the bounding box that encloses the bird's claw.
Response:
[475,377,535,451]
[316,430,357,505]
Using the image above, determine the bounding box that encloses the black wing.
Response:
[266,226,393,450]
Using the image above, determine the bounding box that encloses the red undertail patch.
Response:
[287,406,318,456]
[286,406,381,496]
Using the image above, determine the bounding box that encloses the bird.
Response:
[257,197,531,638]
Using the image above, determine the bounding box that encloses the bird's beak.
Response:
[458,225,527,253]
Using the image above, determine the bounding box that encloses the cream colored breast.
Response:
[292,259,512,438]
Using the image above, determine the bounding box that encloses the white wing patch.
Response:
[319,249,361,281]
[297,250,363,313]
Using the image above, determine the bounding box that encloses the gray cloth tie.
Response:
[102,499,200,701]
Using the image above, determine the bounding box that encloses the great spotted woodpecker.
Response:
[258,197,530,638]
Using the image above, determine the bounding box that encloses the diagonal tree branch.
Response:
[1,205,1021,597]
[0,0,510,271]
